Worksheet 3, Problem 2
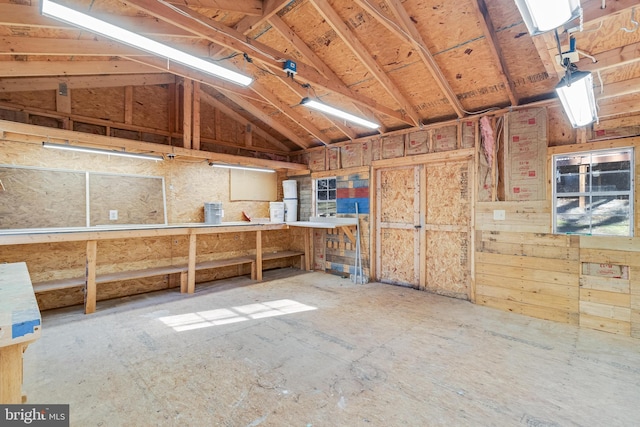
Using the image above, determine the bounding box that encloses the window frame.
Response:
[552,147,634,237]
[314,177,337,217]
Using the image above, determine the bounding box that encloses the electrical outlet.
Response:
[493,210,505,221]
[109,210,118,220]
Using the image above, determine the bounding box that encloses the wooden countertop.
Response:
[0,262,41,347]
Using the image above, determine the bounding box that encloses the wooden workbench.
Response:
[0,262,41,403]
[0,222,294,314]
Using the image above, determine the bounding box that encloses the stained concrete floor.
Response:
[24,269,640,426]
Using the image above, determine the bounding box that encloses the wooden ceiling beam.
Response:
[199,90,292,151]
[367,0,466,119]
[123,55,259,101]
[0,60,162,77]
[0,74,175,92]
[124,0,413,125]
[0,36,149,57]
[598,97,640,118]
[0,3,195,38]
[311,0,421,127]
[575,41,640,72]
[234,0,291,34]
[216,90,312,150]
[166,0,262,16]
[0,119,308,170]
[597,77,640,100]
[582,0,639,23]
[470,0,519,106]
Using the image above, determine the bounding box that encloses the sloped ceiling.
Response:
[0,0,638,154]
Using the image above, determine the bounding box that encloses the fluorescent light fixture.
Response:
[300,97,379,129]
[555,70,598,128]
[514,0,582,35]
[209,163,275,173]
[43,142,164,161]
[40,0,252,87]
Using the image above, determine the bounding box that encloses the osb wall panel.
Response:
[71,87,125,122]
[0,166,86,229]
[425,162,469,225]
[196,232,257,261]
[1,91,56,111]
[133,85,168,131]
[475,231,580,325]
[426,230,469,299]
[0,241,85,283]
[379,228,417,286]
[379,167,416,224]
[505,108,547,201]
[96,237,176,274]
[89,173,165,226]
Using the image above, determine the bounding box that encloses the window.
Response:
[315,177,337,217]
[553,148,633,236]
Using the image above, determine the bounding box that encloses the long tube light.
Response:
[555,70,598,128]
[514,0,582,35]
[43,142,164,161]
[300,97,379,129]
[41,0,252,87]
[209,163,275,173]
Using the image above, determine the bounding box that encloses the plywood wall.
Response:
[0,166,86,229]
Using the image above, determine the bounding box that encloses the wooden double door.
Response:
[375,160,472,299]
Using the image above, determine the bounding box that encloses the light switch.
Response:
[493,209,505,221]
[109,210,118,220]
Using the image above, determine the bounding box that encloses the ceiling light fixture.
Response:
[43,142,164,161]
[555,70,598,128]
[300,97,379,129]
[552,28,597,128]
[514,0,582,35]
[40,0,252,87]
[209,163,275,173]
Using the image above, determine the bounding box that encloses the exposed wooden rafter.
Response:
[0,74,176,92]
[355,0,466,118]
[470,0,519,106]
[0,60,162,77]
[311,0,421,127]
[124,0,413,126]
[166,0,263,16]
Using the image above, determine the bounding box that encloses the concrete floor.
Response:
[24,269,640,426]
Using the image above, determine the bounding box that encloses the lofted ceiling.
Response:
[0,0,639,156]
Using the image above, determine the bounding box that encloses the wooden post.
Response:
[419,165,427,290]
[85,240,97,314]
[192,81,201,151]
[304,228,311,271]
[256,230,263,281]
[187,232,197,294]
[183,79,192,149]
[124,86,133,124]
[0,344,25,403]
